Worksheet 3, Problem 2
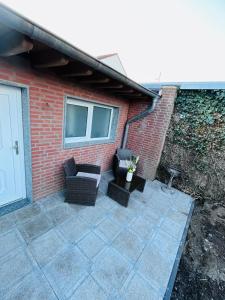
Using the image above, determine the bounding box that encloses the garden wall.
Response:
[157,89,225,200]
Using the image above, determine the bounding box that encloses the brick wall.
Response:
[0,57,129,200]
[127,86,177,180]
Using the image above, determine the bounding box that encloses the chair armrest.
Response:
[76,164,101,174]
[66,176,97,191]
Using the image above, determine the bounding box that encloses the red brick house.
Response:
[0,5,177,215]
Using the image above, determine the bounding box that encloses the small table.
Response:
[107,174,146,207]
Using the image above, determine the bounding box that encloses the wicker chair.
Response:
[63,157,101,206]
[113,148,137,177]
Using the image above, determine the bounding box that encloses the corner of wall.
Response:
[127,86,178,180]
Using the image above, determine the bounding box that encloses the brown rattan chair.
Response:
[113,148,137,176]
[63,157,101,206]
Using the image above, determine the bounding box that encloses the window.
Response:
[65,98,115,145]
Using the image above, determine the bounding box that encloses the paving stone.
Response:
[18,213,53,243]
[0,213,16,235]
[142,206,160,222]
[147,191,172,215]
[39,195,64,211]
[92,247,132,292]
[160,217,184,240]
[127,195,148,215]
[112,229,144,263]
[0,248,35,295]
[166,208,188,226]
[58,216,90,244]
[171,192,193,213]
[14,203,42,224]
[96,194,117,210]
[122,273,161,300]
[78,232,105,259]
[129,216,157,242]
[110,206,136,226]
[4,270,57,300]
[43,246,89,299]
[45,203,75,226]
[78,205,107,226]
[0,180,193,300]
[28,229,66,267]
[94,218,121,242]
[0,229,24,258]
[151,230,180,262]
[68,202,86,214]
[70,276,107,300]
[137,244,173,290]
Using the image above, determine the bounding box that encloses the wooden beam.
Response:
[31,50,69,68]
[126,93,143,97]
[80,78,110,84]
[98,84,124,89]
[62,70,93,77]
[0,33,33,57]
[114,89,134,94]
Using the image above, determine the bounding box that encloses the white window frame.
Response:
[65,98,114,143]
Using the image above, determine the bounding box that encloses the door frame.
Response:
[0,80,32,216]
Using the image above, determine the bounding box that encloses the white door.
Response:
[0,85,26,206]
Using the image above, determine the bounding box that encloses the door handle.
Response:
[13,141,19,155]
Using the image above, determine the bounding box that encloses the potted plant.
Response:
[126,156,139,182]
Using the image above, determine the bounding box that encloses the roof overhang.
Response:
[0,4,158,101]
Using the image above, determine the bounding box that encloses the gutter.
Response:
[122,90,162,148]
[0,4,158,99]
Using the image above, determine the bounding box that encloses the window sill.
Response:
[64,138,116,149]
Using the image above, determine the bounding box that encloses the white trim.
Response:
[65,98,114,144]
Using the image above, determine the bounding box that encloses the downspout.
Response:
[122,89,162,149]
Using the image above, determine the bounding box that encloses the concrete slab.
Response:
[129,216,158,242]
[110,206,136,226]
[121,273,162,300]
[58,216,90,244]
[0,179,194,300]
[112,228,145,263]
[78,205,107,226]
[0,248,36,297]
[14,203,42,224]
[78,232,105,259]
[28,229,66,267]
[0,229,25,258]
[137,242,175,292]
[4,270,58,300]
[0,213,16,235]
[91,247,132,293]
[43,246,89,299]
[69,276,107,300]
[45,203,75,226]
[18,213,53,243]
[94,218,122,243]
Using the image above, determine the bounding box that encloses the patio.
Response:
[0,177,193,300]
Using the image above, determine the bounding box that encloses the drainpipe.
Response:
[122,89,162,149]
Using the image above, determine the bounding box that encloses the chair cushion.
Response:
[119,160,130,169]
[77,172,101,187]
[117,148,133,160]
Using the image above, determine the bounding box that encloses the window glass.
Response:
[65,104,88,138]
[91,106,111,138]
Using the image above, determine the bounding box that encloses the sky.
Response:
[2,0,225,83]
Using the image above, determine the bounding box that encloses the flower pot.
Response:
[126,171,133,182]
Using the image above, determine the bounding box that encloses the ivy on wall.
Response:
[172,90,225,155]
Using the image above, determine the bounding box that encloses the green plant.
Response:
[171,90,225,155]
[127,156,139,173]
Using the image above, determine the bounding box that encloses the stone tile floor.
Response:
[0,180,193,300]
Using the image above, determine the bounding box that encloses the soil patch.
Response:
[171,198,225,300]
